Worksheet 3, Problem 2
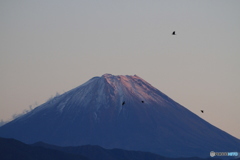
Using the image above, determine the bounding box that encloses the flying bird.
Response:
[172,31,176,35]
[141,101,144,103]
[122,101,125,106]
[201,110,204,113]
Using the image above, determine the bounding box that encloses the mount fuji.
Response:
[0,74,239,158]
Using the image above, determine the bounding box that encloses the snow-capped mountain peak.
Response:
[0,74,239,158]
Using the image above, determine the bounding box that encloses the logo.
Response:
[210,151,215,157]
[210,151,239,157]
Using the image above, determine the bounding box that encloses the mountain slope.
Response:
[0,74,239,158]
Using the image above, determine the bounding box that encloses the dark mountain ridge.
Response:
[0,137,226,160]
[33,141,223,160]
[0,137,88,160]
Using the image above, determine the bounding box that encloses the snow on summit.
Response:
[48,73,174,114]
[100,73,171,105]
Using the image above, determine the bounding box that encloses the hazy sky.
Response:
[1,1,240,139]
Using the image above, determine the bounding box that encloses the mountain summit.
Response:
[0,74,239,157]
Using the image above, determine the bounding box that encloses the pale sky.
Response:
[0,1,240,139]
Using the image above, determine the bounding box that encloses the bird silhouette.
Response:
[122,101,125,105]
[201,110,204,113]
[172,31,176,35]
[141,101,144,103]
